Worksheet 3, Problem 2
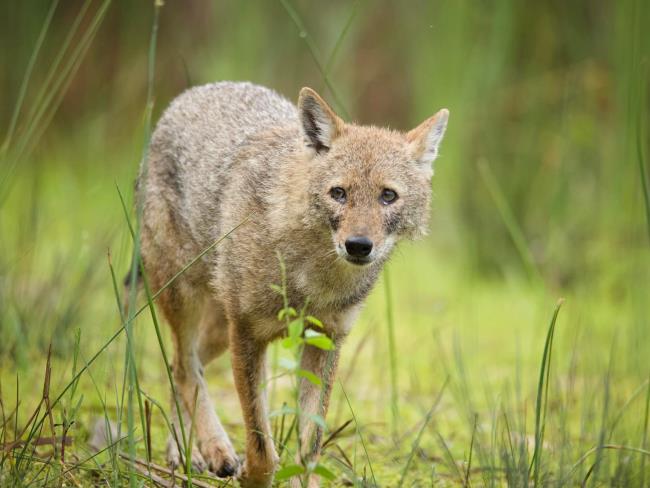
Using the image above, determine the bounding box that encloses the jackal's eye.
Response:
[330,187,346,203]
[380,188,398,205]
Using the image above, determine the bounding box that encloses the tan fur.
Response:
[137,81,448,487]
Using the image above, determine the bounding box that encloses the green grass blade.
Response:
[435,431,465,484]
[324,0,361,74]
[589,340,615,486]
[635,100,650,244]
[116,183,191,481]
[563,444,650,484]
[397,378,448,487]
[383,266,399,440]
[11,0,110,165]
[640,372,650,485]
[530,299,563,486]
[464,413,478,487]
[340,381,377,486]
[478,158,544,286]
[108,246,149,471]
[18,0,93,152]
[279,0,350,119]
[1,0,59,154]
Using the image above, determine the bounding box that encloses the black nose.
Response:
[345,236,373,257]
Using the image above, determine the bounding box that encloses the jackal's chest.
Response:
[286,262,378,314]
[248,302,360,344]
[238,264,371,343]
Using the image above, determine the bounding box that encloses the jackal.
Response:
[137,81,448,487]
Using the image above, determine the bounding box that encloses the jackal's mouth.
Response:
[344,255,373,266]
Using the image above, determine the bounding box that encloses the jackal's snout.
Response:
[345,236,373,257]
[344,235,373,263]
[336,222,384,265]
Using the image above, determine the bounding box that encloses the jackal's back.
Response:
[143,81,297,246]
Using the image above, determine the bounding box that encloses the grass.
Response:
[530,300,562,486]
[1,0,650,486]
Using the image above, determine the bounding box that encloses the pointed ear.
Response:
[406,109,449,165]
[298,87,344,154]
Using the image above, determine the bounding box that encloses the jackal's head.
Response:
[298,87,449,267]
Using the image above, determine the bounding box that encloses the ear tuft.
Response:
[298,87,343,154]
[407,108,449,165]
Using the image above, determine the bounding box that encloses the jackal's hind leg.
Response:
[164,295,239,478]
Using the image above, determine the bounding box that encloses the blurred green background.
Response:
[1,0,649,485]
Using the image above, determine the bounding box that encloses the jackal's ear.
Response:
[407,109,449,166]
[298,87,344,154]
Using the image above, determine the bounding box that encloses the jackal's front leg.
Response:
[230,322,278,488]
[291,338,343,488]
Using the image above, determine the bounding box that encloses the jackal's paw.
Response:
[166,436,207,473]
[237,468,273,488]
[238,453,279,488]
[198,437,239,478]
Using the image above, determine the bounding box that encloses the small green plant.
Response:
[269,252,337,485]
